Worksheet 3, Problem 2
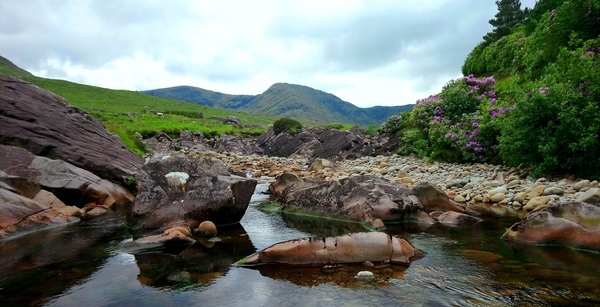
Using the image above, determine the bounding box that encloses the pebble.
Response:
[180,150,591,211]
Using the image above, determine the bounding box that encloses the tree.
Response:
[483,0,526,44]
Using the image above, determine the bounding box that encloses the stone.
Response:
[371,219,385,229]
[512,201,522,210]
[396,171,409,178]
[0,145,134,209]
[437,211,483,226]
[574,180,591,191]
[412,182,469,214]
[447,179,468,188]
[489,186,508,196]
[309,158,332,171]
[128,155,257,231]
[454,195,466,203]
[506,180,521,189]
[0,187,78,239]
[269,172,303,195]
[427,166,438,173]
[527,186,545,199]
[502,202,600,251]
[544,187,565,195]
[490,193,506,203]
[213,134,259,155]
[506,175,520,183]
[257,127,381,161]
[355,271,375,278]
[197,221,217,236]
[576,188,600,204]
[132,226,195,245]
[401,177,414,185]
[277,175,422,222]
[523,196,549,211]
[482,181,503,187]
[236,232,421,266]
[0,74,143,182]
[514,192,527,203]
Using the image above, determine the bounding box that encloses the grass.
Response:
[1,66,279,155]
[1,61,362,156]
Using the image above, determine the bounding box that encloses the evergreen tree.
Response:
[483,0,526,44]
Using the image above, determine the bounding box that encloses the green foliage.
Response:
[388,76,505,163]
[364,124,378,136]
[464,0,600,78]
[273,117,303,135]
[483,0,526,44]
[323,123,345,130]
[1,76,278,155]
[499,43,600,178]
[122,176,136,192]
[378,113,407,135]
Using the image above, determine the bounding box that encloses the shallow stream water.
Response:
[2,184,600,306]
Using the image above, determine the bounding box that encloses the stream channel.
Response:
[1,183,600,306]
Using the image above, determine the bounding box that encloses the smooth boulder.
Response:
[274,175,422,222]
[412,182,470,213]
[0,145,134,209]
[236,232,421,266]
[502,202,600,251]
[128,154,257,231]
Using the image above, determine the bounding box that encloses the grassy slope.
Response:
[0,61,281,155]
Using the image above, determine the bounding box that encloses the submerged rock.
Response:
[502,202,600,251]
[236,232,421,266]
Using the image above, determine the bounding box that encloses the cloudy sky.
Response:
[0,0,536,107]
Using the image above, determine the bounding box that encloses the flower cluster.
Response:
[411,75,504,162]
[379,114,403,135]
[548,9,556,21]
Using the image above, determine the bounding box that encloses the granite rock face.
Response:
[273,174,422,222]
[0,74,143,182]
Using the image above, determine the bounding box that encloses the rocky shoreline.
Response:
[181,149,599,217]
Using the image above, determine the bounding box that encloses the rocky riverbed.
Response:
[180,150,599,217]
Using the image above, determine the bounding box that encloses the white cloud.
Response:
[0,0,538,107]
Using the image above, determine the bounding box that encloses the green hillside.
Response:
[0,58,279,155]
[143,82,412,126]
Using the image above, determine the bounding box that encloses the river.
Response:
[1,183,600,306]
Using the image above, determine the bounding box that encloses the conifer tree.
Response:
[483,0,526,44]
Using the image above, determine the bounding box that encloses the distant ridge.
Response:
[143,83,413,126]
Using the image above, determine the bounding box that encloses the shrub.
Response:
[273,118,303,135]
[378,113,407,135]
[499,44,600,178]
[364,124,378,136]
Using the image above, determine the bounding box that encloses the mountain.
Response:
[143,83,413,126]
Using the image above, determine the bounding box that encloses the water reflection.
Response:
[254,264,408,288]
[131,224,255,289]
[0,212,127,306]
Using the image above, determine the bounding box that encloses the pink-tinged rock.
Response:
[0,188,78,239]
[412,182,469,213]
[0,145,134,210]
[236,232,421,266]
[502,202,600,251]
[437,211,483,226]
